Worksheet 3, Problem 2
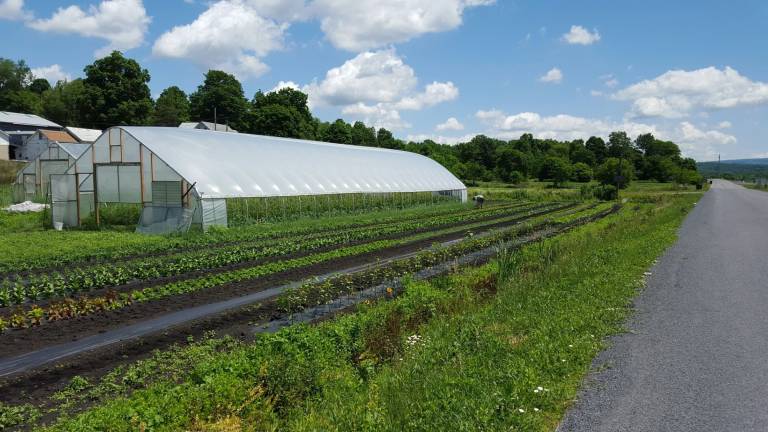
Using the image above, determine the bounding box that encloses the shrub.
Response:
[571,162,593,182]
[595,158,634,189]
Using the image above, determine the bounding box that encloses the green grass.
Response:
[743,182,768,192]
[37,191,699,431]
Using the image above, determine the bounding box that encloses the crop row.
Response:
[279,203,619,313]
[1,202,528,277]
[0,202,552,307]
[0,203,592,332]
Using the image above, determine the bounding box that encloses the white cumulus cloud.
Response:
[406,132,477,145]
[153,0,286,79]
[299,49,458,130]
[304,49,417,106]
[613,66,768,118]
[436,117,464,131]
[311,0,494,51]
[539,67,563,84]
[0,0,31,20]
[474,108,737,160]
[562,25,600,45]
[31,64,72,84]
[29,0,150,57]
[475,109,656,141]
[270,80,301,93]
[151,0,495,78]
[394,81,459,110]
[718,121,732,129]
[342,103,409,130]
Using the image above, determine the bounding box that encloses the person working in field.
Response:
[473,194,485,209]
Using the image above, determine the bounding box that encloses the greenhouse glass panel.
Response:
[118,165,142,203]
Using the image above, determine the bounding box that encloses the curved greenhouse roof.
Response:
[120,127,465,199]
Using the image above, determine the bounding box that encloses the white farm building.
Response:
[52,127,466,233]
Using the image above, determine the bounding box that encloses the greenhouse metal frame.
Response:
[52,126,467,233]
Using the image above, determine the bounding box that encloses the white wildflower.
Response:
[406,334,423,346]
[518,408,525,413]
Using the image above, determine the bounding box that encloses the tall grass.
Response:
[226,191,462,226]
[0,160,24,184]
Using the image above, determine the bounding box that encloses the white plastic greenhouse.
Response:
[13,141,90,202]
[52,127,466,233]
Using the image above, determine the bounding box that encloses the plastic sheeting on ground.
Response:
[4,201,49,213]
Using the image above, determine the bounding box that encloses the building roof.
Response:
[119,126,465,199]
[0,111,61,128]
[39,129,77,143]
[65,127,102,143]
[179,121,237,132]
[58,142,91,159]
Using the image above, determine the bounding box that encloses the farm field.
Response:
[0,186,699,431]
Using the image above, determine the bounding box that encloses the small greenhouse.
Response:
[13,141,90,203]
[52,127,466,233]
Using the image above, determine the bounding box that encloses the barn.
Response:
[0,111,63,160]
[52,126,466,233]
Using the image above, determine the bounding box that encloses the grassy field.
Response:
[9,188,700,431]
[743,182,768,192]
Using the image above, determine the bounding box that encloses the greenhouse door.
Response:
[40,159,70,198]
[23,174,35,198]
[51,173,77,228]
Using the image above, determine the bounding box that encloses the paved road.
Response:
[559,180,768,431]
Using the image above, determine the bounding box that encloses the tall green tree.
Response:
[376,127,400,149]
[81,51,153,128]
[350,121,377,146]
[323,119,353,144]
[189,70,249,130]
[571,162,593,182]
[585,136,608,164]
[634,133,656,152]
[538,156,572,187]
[29,78,51,95]
[495,145,529,181]
[152,86,190,126]
[596,157,635,189]
[41,79,86,127]
[607,131,633,158]
[0,58,40,113]
[249,87,315,139]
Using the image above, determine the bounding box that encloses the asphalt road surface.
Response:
[559,180,768,431]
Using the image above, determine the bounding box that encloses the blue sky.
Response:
[1,0,767,161]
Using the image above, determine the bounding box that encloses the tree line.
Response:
[0,51,701,187]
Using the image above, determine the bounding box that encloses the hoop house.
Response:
[13,141,90,203]
[53,126,467,233]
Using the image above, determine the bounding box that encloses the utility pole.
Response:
[214,106,217,128]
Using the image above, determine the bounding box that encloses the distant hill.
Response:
[709,158,768,166]
[698,158,768,180]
